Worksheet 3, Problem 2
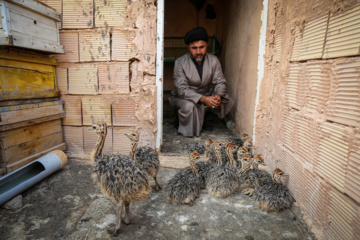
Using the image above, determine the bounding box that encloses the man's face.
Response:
[188,40,208,63]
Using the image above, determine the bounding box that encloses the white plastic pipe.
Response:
[155,0,164,151]
[253,0,269,144]
[0,150,67,206]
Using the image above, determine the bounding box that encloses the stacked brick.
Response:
[39,0,158,157]
[258,2,360,239]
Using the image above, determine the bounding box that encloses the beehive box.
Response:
[0,48,65,175]
[0,0,64,53]
[0,48,59,102]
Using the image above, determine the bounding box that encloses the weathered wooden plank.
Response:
[4,131,63,163]
[9,2,59,42]
[11,32,64,53]
[0,49,58,65]
[0,100,63,112]
[0,90,60,101]
[0,119,62,149]
[0,101,64,125]
[7,0,61,21]
[6,143,66,173]
[0,113,64,131]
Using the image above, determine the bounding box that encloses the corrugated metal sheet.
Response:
[327,189,360,240]
[286,63,304,109]
[282,110,297,152]
[299,15,328,61]
[61,95,82,126]
[79,31,110,62]
[63,126,84,154]
[57,32,79,62]
[317,122,349,193]
[345,133,360,203]
[113,127,133,155]
[306,62,331,113]
[55,67,68,93]
[112,99,139,126]
[326,59,360,128]
[82,96,112,126]
[83,126,112,154]
[112,30,137,61]
[62,0,93,29]
[68,64,98,95]
[323,5,360,59]
[94,0,127,27]
[98,62,130,94]
[291,27,302,62]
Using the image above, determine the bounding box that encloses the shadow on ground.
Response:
[0,160,315,239]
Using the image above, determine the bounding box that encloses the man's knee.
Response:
[180,101,196,114]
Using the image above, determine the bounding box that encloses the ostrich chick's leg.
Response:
[123,201,131,225]
[154,176,161,190]
[107,200,124,236]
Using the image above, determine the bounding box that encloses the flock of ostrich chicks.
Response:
[89,121,294,236]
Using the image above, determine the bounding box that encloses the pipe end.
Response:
[51,150,68,168]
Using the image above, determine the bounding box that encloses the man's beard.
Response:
[193,54,204,63]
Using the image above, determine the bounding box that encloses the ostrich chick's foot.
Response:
[107,227,121,237]
[122,217,131,225]
[154,177,161,191]
[243,188,254,196]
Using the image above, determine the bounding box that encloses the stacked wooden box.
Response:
[0,0,65,176]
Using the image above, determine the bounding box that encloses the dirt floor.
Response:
[162,101,240,155]
[0,159,315,239]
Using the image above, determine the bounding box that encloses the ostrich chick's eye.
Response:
[92,126,96,129]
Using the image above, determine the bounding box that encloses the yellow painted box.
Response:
[0,48,60,103]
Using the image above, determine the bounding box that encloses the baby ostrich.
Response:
[240,155,272,196]
[234,146,250,168]
[90,122,150,236]
[254,168,294,212]
[163,152,202,205]
[206,142,240,198]
[125,130,161,190]
[204,138,214,161]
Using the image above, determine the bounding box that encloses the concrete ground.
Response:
[0,159,315,240]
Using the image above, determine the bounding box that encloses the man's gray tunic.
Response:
[169,53,233,137]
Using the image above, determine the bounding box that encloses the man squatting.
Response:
[169,27,234,137]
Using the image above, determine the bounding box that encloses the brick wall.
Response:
[40,0,158,157]
[256,1,360,239]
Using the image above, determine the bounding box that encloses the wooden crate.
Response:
[0,0,64,53]
[0,48,59,103]
[0,100,65,174]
